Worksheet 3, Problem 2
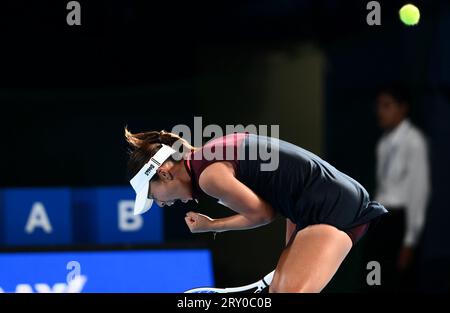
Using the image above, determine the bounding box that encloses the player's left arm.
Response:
[185,162,276,233]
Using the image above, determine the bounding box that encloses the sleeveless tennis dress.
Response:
[184,133,387,244]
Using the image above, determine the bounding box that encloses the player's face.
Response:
[376,93,407,130]
[148,178,192,207]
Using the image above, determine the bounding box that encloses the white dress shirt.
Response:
[375,118,430,247]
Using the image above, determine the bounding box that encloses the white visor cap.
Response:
[129,144,177,215]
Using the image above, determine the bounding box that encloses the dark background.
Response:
[0,0,449,292]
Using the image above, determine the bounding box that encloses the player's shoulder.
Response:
[198,162,236,195]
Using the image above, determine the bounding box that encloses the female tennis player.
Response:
[125,129,387,293]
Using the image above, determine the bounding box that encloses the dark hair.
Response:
[377,83,411,107]
[125,128,193,181]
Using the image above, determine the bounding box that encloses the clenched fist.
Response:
[184,211,216,233]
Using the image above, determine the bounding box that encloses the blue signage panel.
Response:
[0,249,214,293]
[73,187,163,244]
[1,188,72,245]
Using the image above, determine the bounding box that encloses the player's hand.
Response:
[185,211,215,233]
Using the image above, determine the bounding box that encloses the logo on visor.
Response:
[145,164,155,176]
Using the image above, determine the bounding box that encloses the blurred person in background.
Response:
[366,84,431,292]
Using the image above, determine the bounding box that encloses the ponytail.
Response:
[124,127,193,180]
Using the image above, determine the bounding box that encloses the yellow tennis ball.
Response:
[399,4,420,26]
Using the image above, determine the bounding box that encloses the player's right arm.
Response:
[184,162,276,233]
